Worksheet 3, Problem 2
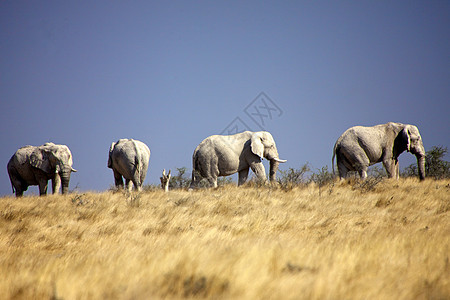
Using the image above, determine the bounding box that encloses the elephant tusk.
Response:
[273,158,287,163]
[71,168,78,172]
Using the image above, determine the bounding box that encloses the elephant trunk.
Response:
[60,171,71,194]
[269,159,280,182]
[417,154,426,181]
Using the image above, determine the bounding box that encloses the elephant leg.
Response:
[134,183,142,192]
[208,159,219,188]
[395,161,400,179]
[336,149,356,179]
[238,168,249,186]
[342,148,369,179]
[132,171,142,191]
[14,183,25,197]
[250,162,267,182]
[359,168,368,179]
[10,178,25,197]
[139,174,146,190]
[113,170,124,189]
[383,159,396,179]
[52,174,61,194]
[207,177,218,188]
[125,179,133,192]
[131,178,142,192]
[9,169,26,197]
[38,178,49,196]
[190,170,199,189]
[336,157,349,179]
[140,165,148,189]
[15,189,24,197]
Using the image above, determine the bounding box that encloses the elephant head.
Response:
[394,125,425,180]
[401,125,425,180]
[250,131,287,181]
[30,143,77,194]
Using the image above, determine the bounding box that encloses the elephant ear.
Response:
[107,142,115,168]
[251,133,264,158]
[30,149,53,173]
[401,126,411,152]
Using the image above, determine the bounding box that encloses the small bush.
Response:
[352,176,383,193]
[310,166,334,187]
[170,167,192,189]
[276,164,335,194]
[310,166,335,195]
[277,164,310,190]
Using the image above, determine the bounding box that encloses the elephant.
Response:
[7,142,77,197]
[190,131,286,188]
[332,122,425,180]
[108,139,150,192]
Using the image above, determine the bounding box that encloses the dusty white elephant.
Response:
[7,142,77,197]
[190,131,286,188]
[108,139,150,191]
[332,122,425,180]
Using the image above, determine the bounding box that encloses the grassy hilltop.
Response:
[1,178,449,299]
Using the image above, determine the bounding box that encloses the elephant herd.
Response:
[7,122,426,197]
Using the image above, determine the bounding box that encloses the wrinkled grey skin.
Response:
[332,122,425,180]
[108,139,150,192]
[190,131,286,188]
[7,143,77,197]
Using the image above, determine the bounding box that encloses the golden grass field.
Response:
[1,178,449,299]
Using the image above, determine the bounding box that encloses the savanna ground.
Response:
[0,178,449,299]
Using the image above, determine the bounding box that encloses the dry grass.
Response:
[1,178,449,299]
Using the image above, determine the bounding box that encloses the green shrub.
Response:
[170,167,192,189]
[277,164,310,190]
[310,165,334,187]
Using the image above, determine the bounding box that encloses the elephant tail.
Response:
[7,162,16,194]
[190,149,200,188]
[332,142,338,176]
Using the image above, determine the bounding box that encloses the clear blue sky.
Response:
[1,1,449,195]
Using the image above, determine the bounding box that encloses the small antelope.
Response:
[160,169,171,192]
